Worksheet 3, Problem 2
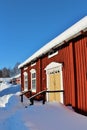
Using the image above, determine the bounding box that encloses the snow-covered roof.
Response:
[11,74,21,79]
[18,16,87,69]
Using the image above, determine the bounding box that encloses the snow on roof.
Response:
[11,74,21,79]
[18,16,87,69]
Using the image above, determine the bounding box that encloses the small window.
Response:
[48,51,58,58]
[23,72,28,91]
[31,62,36,67]
[30,69,36,92]
[24,67,28,70]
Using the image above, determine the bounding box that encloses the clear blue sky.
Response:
[0,0,87,69]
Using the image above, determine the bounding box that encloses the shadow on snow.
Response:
[0,85,20,97]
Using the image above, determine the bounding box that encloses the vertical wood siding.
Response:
[20,33,87,114]
[41,42,75,106]
[73,36,87,113]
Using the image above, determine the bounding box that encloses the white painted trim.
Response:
[23,72,28,76]
[45,62,62,74]
[23,72,28,91]
[30,69,36,73]
[24,67,28,70]
[31,89,36,93]
[31,62,36,67]
[30,69,36,92]
[46,74,49,101]
[48,51,58,58]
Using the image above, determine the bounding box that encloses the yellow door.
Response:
[48,73,55,101]
[54,72,61,101]
[48,72,61,102]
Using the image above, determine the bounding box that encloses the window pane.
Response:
[31,71,36,92]
[25,75,28,81]
[32,80,36,88]
[32,73,36,78]
[25,81,28,88]
[24,73,28,90]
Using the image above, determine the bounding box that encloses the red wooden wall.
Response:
[73,35,87,114]
[20,33,87,114]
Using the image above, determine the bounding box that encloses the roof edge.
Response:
[18,16,87,69]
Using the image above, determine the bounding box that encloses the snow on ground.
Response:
[0,83,87,130]
[0,83,20,107]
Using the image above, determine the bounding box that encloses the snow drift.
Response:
[0,82,87,130]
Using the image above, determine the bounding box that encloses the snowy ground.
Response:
[0,83,87,130]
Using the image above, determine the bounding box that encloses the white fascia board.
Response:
[18,16,87,69]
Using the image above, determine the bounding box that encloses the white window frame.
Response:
[48,51,58,58]
[24,67,28,70]
[30,69,36,92]
[31,62,36,67]
[23,72,28,91]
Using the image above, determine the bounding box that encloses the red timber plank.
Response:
[28,66,31,90]
[74,40,81,110]
[79,38,84,111]
[63,44,74,105]
[63,47,68,105]
[81,37,86,112]
[74,37,87,112]
[68,43,72,104]
[69,42,75,107]
[66,46,70,105]
[66,46,69,104]
[78,39,83,111]
[37,59,42,92]
[21,68,24,91]
[63,48,67,104]
[82,37,87,112]
[85,37,87,112]
[65,43,72,105]
[86,37,87,112]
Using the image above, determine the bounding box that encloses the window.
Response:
[31,62,36,67]
[30,69,36,92]
[23,72,28,91]
[48,50,58,58]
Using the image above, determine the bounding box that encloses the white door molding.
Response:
[45,62,63,103]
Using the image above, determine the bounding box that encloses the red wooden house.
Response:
[18,16,87,115]
[11,74,21,85]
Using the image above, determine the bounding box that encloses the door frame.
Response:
[45,62,64,103]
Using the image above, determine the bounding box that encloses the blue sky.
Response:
[0,0,87,69]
